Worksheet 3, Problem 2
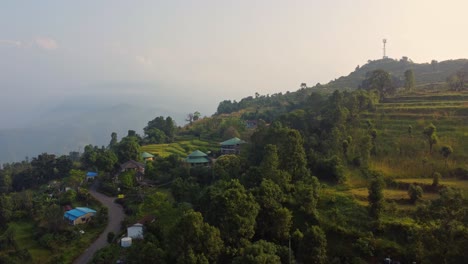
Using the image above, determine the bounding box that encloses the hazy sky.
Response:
[1,0,467,126]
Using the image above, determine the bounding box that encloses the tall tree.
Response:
[169,210,224,264]
[361,69,394,101]
[404,69,415,91]
[200,179,259,249]
[423,123,438,154]
[440,145,453,168]
[109,132,118,149]
[233,240,282,264]
[368,171,384,220]
[297,225,327,264]
[116,137,140,163]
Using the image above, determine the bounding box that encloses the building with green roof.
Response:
[141,152,155,161]
[185,150,211,166]
[220,137,246,155]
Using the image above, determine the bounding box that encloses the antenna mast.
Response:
[382,39,387,59]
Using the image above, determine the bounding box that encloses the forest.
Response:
[0,58,467,263]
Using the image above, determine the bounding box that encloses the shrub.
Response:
[432,172,441,187]
[408,184,423,203]
[107,232,115,243]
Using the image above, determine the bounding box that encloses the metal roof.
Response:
[141,152,154,158]
[64,207,96,221]
[86,172,98,177]
[184,157,210,163]
[187,150,208,158]
[220,137,246,146]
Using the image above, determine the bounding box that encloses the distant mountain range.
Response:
[0,99,184,163]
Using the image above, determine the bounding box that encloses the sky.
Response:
[1,0,467,127]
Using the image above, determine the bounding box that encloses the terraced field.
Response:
[343,90,468,210]
[363,91,468,178]
[141,138,219,157]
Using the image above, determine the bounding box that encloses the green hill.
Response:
[322,58,468,91]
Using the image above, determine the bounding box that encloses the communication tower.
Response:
[383,39,388,59]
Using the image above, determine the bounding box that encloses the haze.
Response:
[0,0,467,161]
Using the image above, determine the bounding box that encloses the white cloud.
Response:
[0,39,22,47]
[35,37,58,50]
[135,55,153,66]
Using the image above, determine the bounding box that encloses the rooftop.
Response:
[141,152,154,159]
[86,172,98,177]
[220,137,246,146]
[187,150,208,158]
[64,207,96,221]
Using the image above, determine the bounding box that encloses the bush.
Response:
[408,184,423,203]
[107,232,115,243]
[432,172,441,187]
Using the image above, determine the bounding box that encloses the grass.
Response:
[141,138,219,157]
[396,178,468,195]
[9,221,51,264]
[347,187,439,204]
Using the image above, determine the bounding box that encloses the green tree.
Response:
[65,169,86,189]
[280,130,309,182]
[96,149,118,172]
[423,123,438,154]
[293,178,321,218]
[201,179,259,248]
[439,145,453,168]
[432,172,441,187]
[404,69,415,90]
[119,171,135,189]
[169,210,224,264]
[144,116,176,143]
[254,179,292,241]
[109,132,118,149]
[361,69,394,101]
[116,136,140,163]
[297,225,327,264]
[408,184,423,203]
[233,240,282,264]
[368,171,384,220]
[193,111,201,121]
[0,194,13,228]
[213,155,241,180]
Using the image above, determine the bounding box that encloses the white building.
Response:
[127,223,144,239]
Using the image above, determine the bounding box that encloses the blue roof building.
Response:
[64,207,97,225]
[86,172,98,177]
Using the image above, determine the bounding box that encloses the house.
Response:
[246,120,258,129]
[185,150,211,167]
[120,160,145,181]
[64,207,97,225]
[126,215,155,240]
[141,152,154,162]
[127,223,144,239]
[121,160,145,173]
[220,137,246,155]
[86,171,98,181]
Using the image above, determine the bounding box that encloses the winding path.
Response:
[73,182,125,264]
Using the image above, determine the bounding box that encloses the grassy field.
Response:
[141,138,219,157]
[348,188,439,202]
[8,215,106,263]
[9,221,51,264]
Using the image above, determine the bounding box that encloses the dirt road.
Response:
[73,182,125,264]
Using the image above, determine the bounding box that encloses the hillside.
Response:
[321,58,468,91]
